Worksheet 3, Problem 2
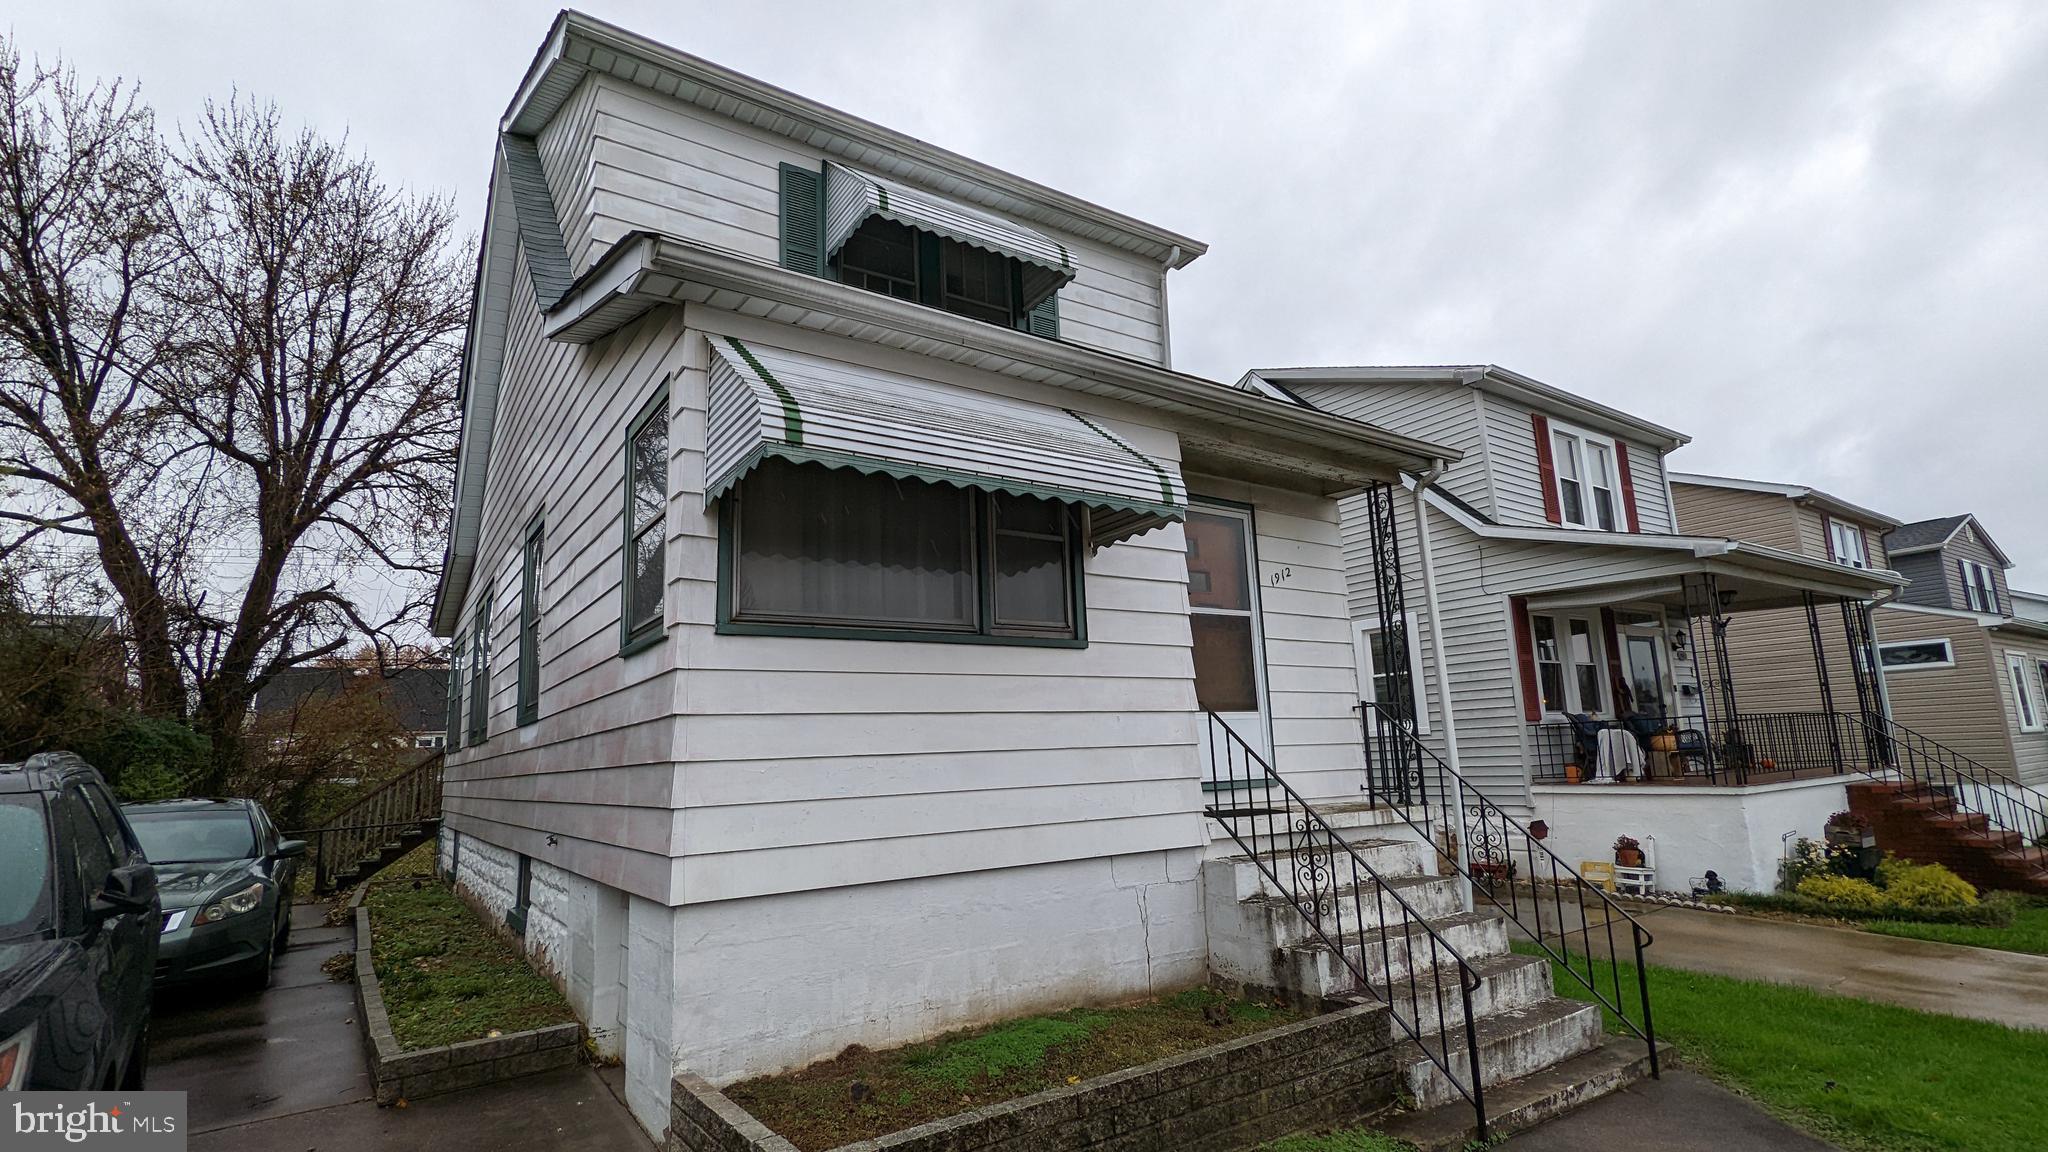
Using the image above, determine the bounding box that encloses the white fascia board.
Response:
[1255,364,1688,451]
[547,234,1458,479]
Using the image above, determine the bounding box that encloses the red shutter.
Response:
[1532,414,1561,524]
[1860,526,1875,569]
[1510,596,1542,722]
[1614,445,1641,533]
[1820,512,1838,561]
[1601,607,1627,714]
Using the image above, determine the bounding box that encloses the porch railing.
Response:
[1360,702,1661,1077]
[1203,712,1490,1139]
[1528,710,1880,786]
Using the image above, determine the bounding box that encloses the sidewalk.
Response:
[1623,903,2048,1029]
[1504,1069,1839,1151]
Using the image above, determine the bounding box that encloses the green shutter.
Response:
[778,163,824,275]
[1026,293,1059,340]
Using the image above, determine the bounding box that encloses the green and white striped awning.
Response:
[823,162,1077,311]
[704,336,1184,548]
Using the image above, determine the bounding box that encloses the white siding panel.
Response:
[1288,382,1492,517]
[567,76,1167,363]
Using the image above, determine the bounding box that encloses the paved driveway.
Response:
[151,901,651,1152]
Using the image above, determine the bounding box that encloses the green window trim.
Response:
[517,514,543,727]
[466,591,491,744]
[620,382,671,655]
[714,472,1090,649]
[780,165,1062,340]
[445,636,464,750]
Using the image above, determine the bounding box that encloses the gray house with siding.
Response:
[1247,367,1904,893]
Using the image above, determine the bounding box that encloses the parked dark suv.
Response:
[0,752,159,1091]
[123,798,303,990]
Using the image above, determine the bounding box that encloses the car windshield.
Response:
[0,796,53,940]
[127,808,257,863]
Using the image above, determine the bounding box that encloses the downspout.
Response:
[1412,460,1475,913]
[1156,245,1181,370]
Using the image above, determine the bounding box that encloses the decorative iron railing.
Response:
[290,754,443,894]
[1360,701,1661,1078]
[1528,710,1877,786]
[1847,712,2048,848]
[1203,712,1490,1139]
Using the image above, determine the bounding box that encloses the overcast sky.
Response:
[13,0,2045,583]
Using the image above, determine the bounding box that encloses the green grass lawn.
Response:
[364,875,576,1050]
[1864,904,2048,956]
[1530,945,2048,1152]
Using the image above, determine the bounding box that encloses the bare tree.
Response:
[0,38,469,795]
[0,43,185,717]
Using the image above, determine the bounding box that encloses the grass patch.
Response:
[725,986,1301,1151]
[364,876,575,1050]
[1524,943,2048,1151]
[1865,903,2048,957]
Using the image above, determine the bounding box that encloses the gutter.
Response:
[1410,459,1473,913]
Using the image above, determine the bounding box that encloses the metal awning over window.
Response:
[704,336,1185,548]
[823,162,1077,311]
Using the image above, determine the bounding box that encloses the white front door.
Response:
[1185,504,1271,778]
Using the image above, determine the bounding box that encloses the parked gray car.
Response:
[121,799,304,991]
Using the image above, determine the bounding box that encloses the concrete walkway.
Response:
[1504,1069,1839,1151]
[1626,904,2048,1029]
[153,901,652,1152]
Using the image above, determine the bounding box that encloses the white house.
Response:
[426,13,1547,1139]
[1243,366,1909,894]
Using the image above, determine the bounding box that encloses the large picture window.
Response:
[621,387,669,652]
[720,459,1083,645]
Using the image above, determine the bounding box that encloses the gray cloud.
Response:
[14,0,2044,579]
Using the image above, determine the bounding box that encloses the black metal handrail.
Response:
[1529,710,1873,786]
[288,753,444,894]
[1847,712,2048,848]
[1360,701,1660,1076]
[1203,712,1489,1139]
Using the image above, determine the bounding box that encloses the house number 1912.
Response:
[1267,567,1293,586]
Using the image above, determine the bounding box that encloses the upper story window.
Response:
[1548,424,1619,532]
[781,161,1071,339]
[1962,559,2001,614]
[1828,519,1870,569]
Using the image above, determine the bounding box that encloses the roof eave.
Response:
[1250,364,1689,451]
[502,10,1207,269]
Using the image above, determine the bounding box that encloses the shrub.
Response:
[1796,874,1888,911]
[1883,862,1979,910]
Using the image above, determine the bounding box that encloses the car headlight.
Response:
[0,1023,31,1091]
[195,881,266,925]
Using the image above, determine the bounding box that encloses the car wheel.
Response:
[274,908,291,954]
[120,1025,148,1090]
[244,940,275,994]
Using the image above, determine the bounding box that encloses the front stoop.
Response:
[1377,1036,1671,1151]
[1849,782,2048,894]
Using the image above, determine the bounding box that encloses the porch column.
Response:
[1803,591,1845,771]
[1683,574,1742,782]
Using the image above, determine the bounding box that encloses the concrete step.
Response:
[1205,799,1437,861]
[1243,874,1468,947]
[1211,838,1437,904]
[1378,1034,1669,1150]
[1283,911,1508,998]
[1399,995,1606,1107]
[1386,952,1559,1040]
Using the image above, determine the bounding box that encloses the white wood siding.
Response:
[665,309,1215,906]
[553,75,1167,364]
[1624,441,1676,534]
[442,247,690,903]
[535,75,602,281]
[1287,381,1494,518]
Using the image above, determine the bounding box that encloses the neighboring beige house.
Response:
[1878,515,2048,786]
[1673,483,2048,791]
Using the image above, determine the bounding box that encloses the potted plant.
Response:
[1563,763,1583,784]
[1614,835,1645,868]
[1825,810,1875,849]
